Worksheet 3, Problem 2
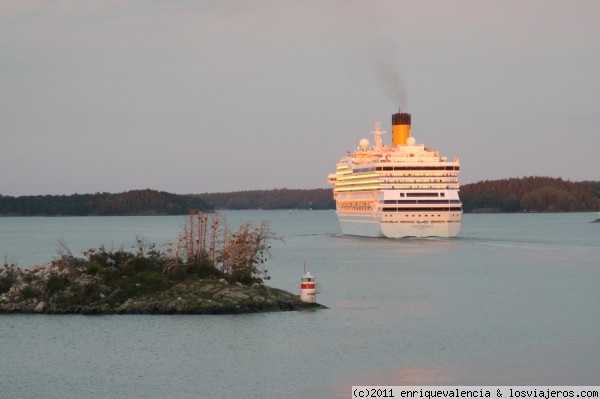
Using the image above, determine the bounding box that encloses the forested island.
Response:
[1,177,598,215]
[0,189,212,216]
[460,177,600,213]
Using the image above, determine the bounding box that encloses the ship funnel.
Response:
[392,110,411,146]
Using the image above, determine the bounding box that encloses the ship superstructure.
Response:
[327,111,462,238]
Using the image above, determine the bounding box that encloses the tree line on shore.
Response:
[460,177,600,212]
[1,177,598,216]
[0,189,212,216]
[195,188,334,210]
[0,188,334,216]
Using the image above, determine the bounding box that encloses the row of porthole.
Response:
[383,214,461,218]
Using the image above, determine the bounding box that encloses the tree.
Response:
[164,212,281,284]
[217,221,280,284]
[167,211,223,272]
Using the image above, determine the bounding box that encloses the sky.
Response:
[2,0,599,196]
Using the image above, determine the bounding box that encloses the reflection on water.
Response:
[334,338,600,397]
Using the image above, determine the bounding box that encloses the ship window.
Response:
[406,192,439,197]
[440,193,445,197]
[385,207,459,212]
[353,167,375,173]
[417,200,451,204]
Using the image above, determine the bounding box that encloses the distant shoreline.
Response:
[1,177,599,215]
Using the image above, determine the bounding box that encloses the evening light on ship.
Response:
[327,110,462,238]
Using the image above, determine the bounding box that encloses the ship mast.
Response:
[371,121,386,150]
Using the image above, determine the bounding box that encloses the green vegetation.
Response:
[0,189,212,216]
[81,212,279,288]
[46,273,69,296]
[461,177,600,213]
[0,269,17,294]
[195,188,334,210]
[20,284,37,299]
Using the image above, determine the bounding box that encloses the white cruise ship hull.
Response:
[338,213,461,238]
[338,214,384,237]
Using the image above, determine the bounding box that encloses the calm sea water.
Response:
[1,211,599,398]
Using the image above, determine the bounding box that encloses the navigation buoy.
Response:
[300,264,317,303]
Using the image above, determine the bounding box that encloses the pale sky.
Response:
[2,0,599,196]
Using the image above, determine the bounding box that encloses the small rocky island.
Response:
[0,212,325,314]
[0,260,322,314]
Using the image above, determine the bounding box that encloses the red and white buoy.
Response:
[300,263,317,303]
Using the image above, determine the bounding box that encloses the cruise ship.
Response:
[327,111,462,238]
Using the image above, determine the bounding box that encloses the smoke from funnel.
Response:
[313,1,408,108]
[372,55,407,109]
[365,24,407,109]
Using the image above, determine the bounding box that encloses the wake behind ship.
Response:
[327,110,462,238]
